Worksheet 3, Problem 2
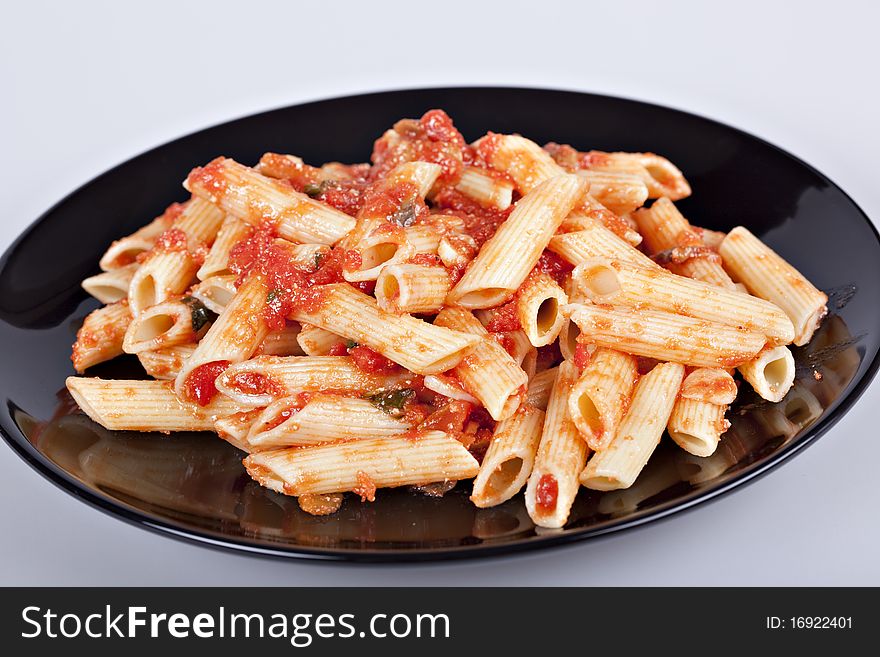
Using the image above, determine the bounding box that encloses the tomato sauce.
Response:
[574,342,592,371]
[154,228,189,253]
[533,250,573,285]
[417,400,473,434]
[183,360,230,406]
[407,253,443,267]
[228,371,282,397]
[535,473,559,511]
[348,345,399,374]
[486,301,521,332]
[370,110,469,185]
[431,188,512,247]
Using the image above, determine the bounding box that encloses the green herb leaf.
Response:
[181,296,214,333]
[313,252,324,270]
[303,182,323,198]
[267,289,280,303]
[366,388,415,416]
[345,339,359,349]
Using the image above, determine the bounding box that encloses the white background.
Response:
[2,0,878,585]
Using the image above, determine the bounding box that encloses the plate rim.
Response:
[2,85,879,563]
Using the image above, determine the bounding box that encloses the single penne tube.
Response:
[214,410,261,453]
[738,344,796,402]
[434,307,528,420]
[597,450,680,517]
[471,405,545,508]
[243,431,480,497]
[66,377,239,432]
[98,204,178,271]
[342,161,442,249]
[375,263,450,314]
[565,303,766,368]
[71,301,132,373]
[524,360,589,528]
[137,344,195,380]
[258,324,304,356]
[447,174,588,308]
[246,393,411,449]
[526,366,558,411]
[633,197,735,289]
[290,284,479,375]
[719,226,828,345]
[453,166,514,210]
[215,355,408,407]
[496,329,534,369]
[128,249,200,315]
[197,215,251,280]
[189,274,238,314]
[574,169,649,216]
[587,151,691,200]
[516,272,568,347]
[185,157,356,245]
[81,263,138,304]
[296,324,343,356]
[549,222,660,270]
[573,257,795,344]
[580,362,685,490]
[343,226,415,282]
[122,298,205,354]
[667,397,730,457]
[174,273,270,402]
[173,196,226,246]
[567,348,638,451]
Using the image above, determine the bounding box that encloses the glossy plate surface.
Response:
[1,87,878,561]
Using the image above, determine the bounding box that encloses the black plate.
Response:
[1,87,878,561]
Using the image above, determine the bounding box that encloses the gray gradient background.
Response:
[2,0,878,585]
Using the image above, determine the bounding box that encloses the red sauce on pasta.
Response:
[486,301,521,332]
[533,250,573,285]
[228,371,281,397]
[431,189,512,247]
[348,345,399,373]
[183,360,230,406]
[154,228,188,252]
[535,473,558,511]
[328,342,349,356]
[407,253,443,267]
[186,157,228,199]
[574,342,592,371]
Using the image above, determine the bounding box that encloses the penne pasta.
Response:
[244,431,480,497]
[453,166,514,210]
[137,344,195,380]
[295,324,344,356]
[434,307,528,421]
[258,324,304,357]
[197,215,251,280]
[98,204,177,271]
[574,169,649,216]
[719,226,828,345]
[290,284,479,375]
[188,274,238,314]
[174,273,270,402]
[215,355,408,408]
[122,297,206,354]
[580,362,685,490]
[738,344,796,403]
[81,263,138,304]
[524,360,589,528]
[567,348,638,451]
[71,301,132,373]
[667,396,730,457]
[128,249,200,315]
[526,366,558,411]
[573,257,795,344]
[565,303,767,368]
[633,197,736,289]
[549,222,659,270]
[66,378,239,432]
[185,157,356,245]
[516,272,568,347]
[448,174,588,308]
[246,393,411,449]
[375,263,450,314]
[471,405,545,508]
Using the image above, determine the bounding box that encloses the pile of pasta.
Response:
[67,110,828,528]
